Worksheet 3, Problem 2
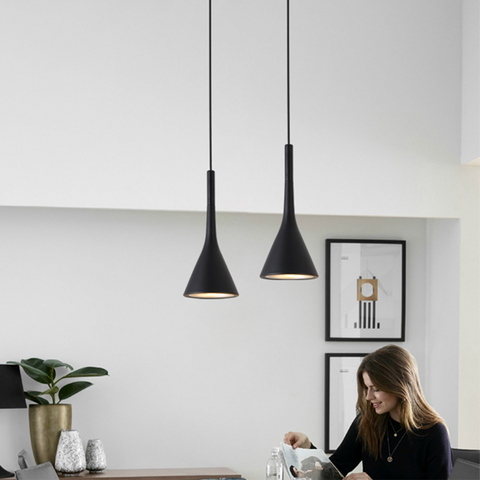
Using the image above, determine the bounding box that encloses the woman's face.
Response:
[363,372,401,421]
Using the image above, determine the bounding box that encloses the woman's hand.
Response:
[283,431,311,449]
[344,473,372,480]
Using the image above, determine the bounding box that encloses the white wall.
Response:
[425,219,460,443]
[0,0,469,218]
[0,206,459,480]
[462,0,480,165]
[0,0,478,476]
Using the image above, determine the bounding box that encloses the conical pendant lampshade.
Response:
[260,145,318,279]
[184,171,238,298]
[260,0,317,280]
[184,0,238,299]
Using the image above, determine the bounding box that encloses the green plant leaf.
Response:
[21,358,53,380]
[25,391,50,405]
[63,367,108,379]
[39,386,59,396]
[43,360,72,382]
[44,359,73,370]
[22,358,49,372]
[59,381,93,401]
[7,360,51,384]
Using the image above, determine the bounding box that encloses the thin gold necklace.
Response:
[386,429,407,462]
[389,418,403,437]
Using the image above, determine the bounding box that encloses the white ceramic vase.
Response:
[55,430,86,476]
[86,438,107,473]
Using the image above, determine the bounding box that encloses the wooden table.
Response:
[70,467,242,480]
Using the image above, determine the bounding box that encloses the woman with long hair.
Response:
[284,345,452,479]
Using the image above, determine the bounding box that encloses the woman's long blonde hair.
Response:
[356,345,446,459]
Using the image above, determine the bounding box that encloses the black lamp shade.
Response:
[260,145,318,280]
[184,170,239,298]
[0,364,26,409]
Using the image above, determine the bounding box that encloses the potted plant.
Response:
[8,358,108,466]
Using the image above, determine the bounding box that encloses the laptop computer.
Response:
[449,458,480,480]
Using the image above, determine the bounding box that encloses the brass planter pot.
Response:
[29,404,72,465]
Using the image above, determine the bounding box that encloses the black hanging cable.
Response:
[287,0,291,144]
[209,0,213,171]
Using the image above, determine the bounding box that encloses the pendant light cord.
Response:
[287,0,290,144]
[209,0,213,171]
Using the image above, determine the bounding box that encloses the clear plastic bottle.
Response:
[266,447,284,480]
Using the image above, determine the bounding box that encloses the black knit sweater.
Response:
[327,417,452,480]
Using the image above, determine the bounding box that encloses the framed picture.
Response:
[326,239,406,341]
[325,353,367,453]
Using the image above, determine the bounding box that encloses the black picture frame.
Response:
[326,239,406,342]
[324,353,368,453]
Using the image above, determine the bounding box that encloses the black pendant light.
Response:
[184,0,238,299]
[260,0,318,280]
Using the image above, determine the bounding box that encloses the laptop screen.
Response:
[448,458,480,480]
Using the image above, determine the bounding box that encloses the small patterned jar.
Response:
[55,430,86,476]
[86,438,107,473]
